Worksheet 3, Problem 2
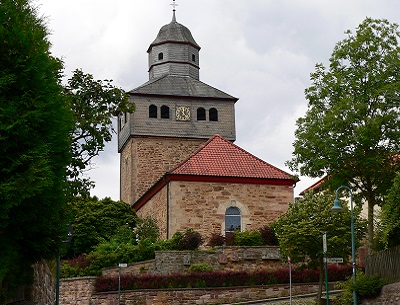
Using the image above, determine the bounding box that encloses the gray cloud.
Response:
[36,0,400,200]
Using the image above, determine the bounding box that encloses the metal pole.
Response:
[323,233,330,305]
[333,186,357,305]
[350,193,358,305]
[118,265,121,305]
[288,257,292,305]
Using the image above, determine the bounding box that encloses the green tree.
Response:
[65,69,134,199]
[272,191,366,304]
[0,0,72,295]
[287,18,400,250]
[66,197,137,257]
[376,172,400,249]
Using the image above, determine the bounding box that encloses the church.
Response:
[117,7,296,240]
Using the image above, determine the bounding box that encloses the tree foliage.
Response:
[287,18,400,248]
[65,69,135,199]
[273,191,366,268]
[272,191,366,304]
[375,172,400,249]
[65,197,137,257]
[0,0,72,293]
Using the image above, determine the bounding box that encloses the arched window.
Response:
[158,52,163,60]
[161,105,170,119]
[225,207,241,232]
[149,105,157,118]
[197,107,206,121]
[209,108,218,121]
[192,54,196,62]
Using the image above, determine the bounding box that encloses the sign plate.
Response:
[325,257,343,264]
[118,263,128,268]
[322,233,327,253]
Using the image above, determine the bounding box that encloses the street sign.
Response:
[324,257,343,264]
[322,233,327,253]
[118,263,128,268]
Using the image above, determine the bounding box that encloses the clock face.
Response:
[175,106,191,121]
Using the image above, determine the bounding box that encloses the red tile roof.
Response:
[170,134,293,180]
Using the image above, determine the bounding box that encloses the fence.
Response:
[365,245,400,282]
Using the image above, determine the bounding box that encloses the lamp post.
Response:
[331,186,357,305]
[56,224,73,305]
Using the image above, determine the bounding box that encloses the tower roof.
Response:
[147,19,200,52]
[171,135,293,180]
[129,75,237,101]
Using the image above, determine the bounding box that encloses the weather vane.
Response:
[170,0,178,21]
[170,0,178,12]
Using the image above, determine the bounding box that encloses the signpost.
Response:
[118,263,128,305]
[288,257,292,305]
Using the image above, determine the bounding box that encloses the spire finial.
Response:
[171,0,178,22]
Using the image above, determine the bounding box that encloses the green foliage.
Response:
[65,197,137,257]
[234,230,264,246]
[375,172,400,248]
[336,272,386,304]
[272,191,367,268]
[188,263,214,273]
[135,215,160,243]
[65,69,135,199]
[0,0,72,293]
[167,228,204,250]
[258,225,279,246]
[287,18,400,248]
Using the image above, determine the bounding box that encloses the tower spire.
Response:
[171,0,178,22]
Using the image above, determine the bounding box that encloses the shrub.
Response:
[94,264,353,292]
[207,233,225,247]
[336,271,386,304]
[258,225,279,246]
[188,263,213,273]
[169,228,204,250]
[233,230,263,246]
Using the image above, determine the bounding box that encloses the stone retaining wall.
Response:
[361,282,400,304]
[90,283,326,305]
[102,247,283,277]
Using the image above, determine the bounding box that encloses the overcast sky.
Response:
[36,0,400,200]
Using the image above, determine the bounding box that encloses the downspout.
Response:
[167,181,170,239]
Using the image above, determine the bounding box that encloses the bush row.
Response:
[61,227,279,278]
[94,264,352,292]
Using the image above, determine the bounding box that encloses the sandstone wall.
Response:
[59,277,96,305]
[168,181,292,238]
[120,137,204,204]
[90,283,324,305]
[361,282,400,304]
[31,260,56,305]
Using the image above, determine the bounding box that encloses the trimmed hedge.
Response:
[94,264,352,292]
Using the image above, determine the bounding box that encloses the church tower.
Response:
[118,7,238,205]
